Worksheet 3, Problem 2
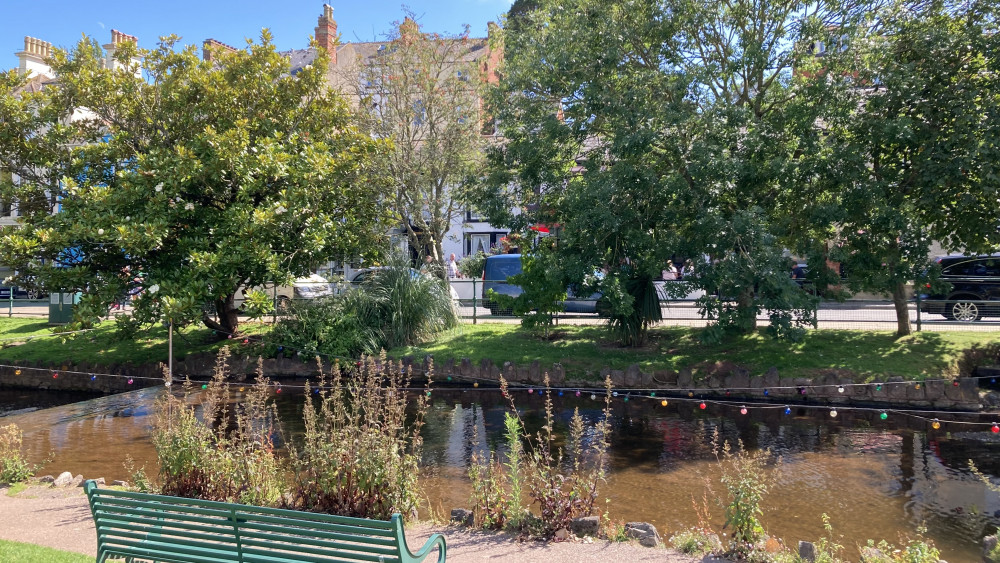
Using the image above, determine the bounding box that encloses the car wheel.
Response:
[948,300,981,322]
[26,289,39,300]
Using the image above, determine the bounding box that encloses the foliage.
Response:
[0,424,35,484]
[264,296,379,360]
[713,430,777,556]
[122,454,153,493]
[488,248,568,337]
[152,348,285,506]
[468,411,528,531]
[506,374,611,538]
[344,13,487,270]
[457,251,489,279]
[287,353,429,520]
[342,253,458,350]
[471,0,854,345]
[861,528,941,563]
[0,31,389,338]
[809,0,1000,336]
[669,529,723,556]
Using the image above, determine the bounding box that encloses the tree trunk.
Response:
[735,287,758,333]
[892,282,911,337]
[202,293,240,338]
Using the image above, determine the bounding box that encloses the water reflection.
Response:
[5,386,1000,561]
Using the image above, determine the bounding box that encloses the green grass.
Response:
[0,318,270,366]
[0,539,91,563]
[390,323,1000,381]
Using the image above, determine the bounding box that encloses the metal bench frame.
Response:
[84,481,446,563]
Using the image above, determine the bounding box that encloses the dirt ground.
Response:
[0,483,720,562]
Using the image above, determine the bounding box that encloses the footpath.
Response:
[0,484,715,563]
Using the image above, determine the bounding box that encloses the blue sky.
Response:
[3,0,513,69]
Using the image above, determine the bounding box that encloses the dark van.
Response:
[919,254,1000,321]
[482,254,599,316]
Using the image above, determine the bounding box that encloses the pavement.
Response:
[0,484,716,562]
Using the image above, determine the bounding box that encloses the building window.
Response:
[466,232,506,255]
[465,208,484,222]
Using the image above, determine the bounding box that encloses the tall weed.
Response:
[287,353,429,520]
[503,374,612,538]
[712,429,777,556]
[0,423,35,484]
[153,347,285,506]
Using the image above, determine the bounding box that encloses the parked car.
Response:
[918,254,1000,321]
[0,285,45,300]
[481,254,600,315]
[236,274,335,309]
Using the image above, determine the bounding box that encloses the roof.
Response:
[12,74,54,95]
[280,37,490,74]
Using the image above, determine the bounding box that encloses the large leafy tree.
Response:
[343,16,487,273]
[810,0,1000,336]
[0,32,388,336]
[472,0,854,344]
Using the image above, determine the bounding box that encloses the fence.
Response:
[447,279,1000,332]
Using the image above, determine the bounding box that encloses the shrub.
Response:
[469,412,527,531]
[153,347,285,506]
[506,374,612,538]
[266,295,379,359]
[712,430,777,556]
[346,253,458,350]
[0,423,35,484]
[458,251,488,279]
[670,529,723,555]
[287,353,429,520]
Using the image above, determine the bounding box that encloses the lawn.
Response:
[390,323,1000,381]
[0,318,270,366]
[0,539,91,563]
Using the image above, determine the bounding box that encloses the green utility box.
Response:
[48,292,80,325]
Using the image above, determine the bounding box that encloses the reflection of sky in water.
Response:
[7,387,1000,562]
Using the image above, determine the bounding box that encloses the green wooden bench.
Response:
[84,481,446,563]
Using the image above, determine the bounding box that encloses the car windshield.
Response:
[487,259,521,280]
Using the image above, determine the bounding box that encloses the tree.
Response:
[343,16,488,274]
[471,0,855,344]
[811,0,1000,336]
[0,32,389,336]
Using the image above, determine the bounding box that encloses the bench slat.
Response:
[96,519,239,547]
[100,537,240,563]
[237,516,397,539]
[240,545,401,563]
[95,513,238,538]
[240,533,399,558]
[93,496,235,519]
[239,521,398,548]
[97,528,240,552]
[235,507,397,530]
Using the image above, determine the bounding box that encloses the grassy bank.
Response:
[0,539,91,563]
[0,318,268,366]
[390,323,1000,381]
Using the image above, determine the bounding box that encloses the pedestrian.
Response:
[447,253,461,278]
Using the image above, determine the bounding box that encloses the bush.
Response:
[713,430,777,556]
[0,423,35,484]
[287,353,429,520]
[153,347,285,506]
[266,253,456,359]
[469,412,527,531]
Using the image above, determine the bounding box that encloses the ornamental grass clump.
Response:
[0,423,35,484]
[153,347,285,506]
[288,353,429,520]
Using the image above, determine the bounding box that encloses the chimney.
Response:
[202,38,237,62]
[315,4,337,64]
[15,36,53,77]
[103,29,138,71]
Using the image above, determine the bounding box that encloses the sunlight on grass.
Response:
[0,539,91,563]
[391,323,1000,381]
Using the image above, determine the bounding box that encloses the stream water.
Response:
[3,386,1000,562]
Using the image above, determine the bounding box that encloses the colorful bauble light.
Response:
[90,375,96,381]
[699,402,707,410]
[915,383,921,390]
[590,394,597,400]
[649,392,656,398]
[838,386,845,393]
[52,372,58,379]
[993,423,999,434]
[830,409,838,418]
[763,389,769,396]
[474,382,479,388]
[688,392,694,398]
[201,384,208,390]
[784,406,792,415]
[953,380,960,387]
[558,390,563,396]
[239,387,245,392]
[528,388,534,394]
[661,400,668,407]
[931,419,941,430]
[612,391,618,397]
[624,396,630,402]
[127,378,133,385]
[799,387,807,395]
[575,391,581,397]
[446,376,452,382]
[876,383,883,391]
[880,412,888,420]
[740,406,748,415]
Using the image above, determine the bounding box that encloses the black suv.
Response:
[919,254,1000,321]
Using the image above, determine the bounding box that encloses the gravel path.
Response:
[0,484,717,562]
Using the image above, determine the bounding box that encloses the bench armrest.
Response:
[408,533,446,563]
